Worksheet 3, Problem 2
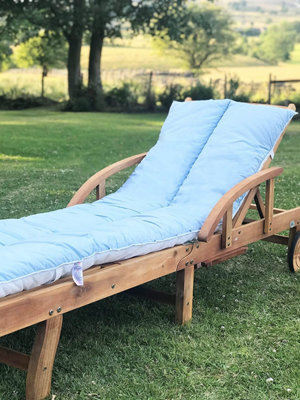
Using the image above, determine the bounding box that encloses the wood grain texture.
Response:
[233,187,258,228]
[201,246,248,267]
[0,347,30,371]
[222,207,233,249]
[176,265,194,325]
[253,190,266,218]
[178,207,300,270]
[262,235,289,245]
[26,315,62,400]
[198,167,283,243]
[288,226,300,272]
[264,178,275,234]
[0,244,193,337]
[67,152,146,207]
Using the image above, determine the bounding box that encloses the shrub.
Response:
[226,77,251,102]
[158,84,184,110]
[158,82,215,111]
[182,82,214,101]
[62,86,105,112]
[104,82,138,112]
[0,93,57,110]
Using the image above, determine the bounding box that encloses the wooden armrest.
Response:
[67,152,147,207]
[198,166,283,242]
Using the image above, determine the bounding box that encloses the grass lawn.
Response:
[0,109,299,400]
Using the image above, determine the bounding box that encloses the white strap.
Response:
[72,262,84,286]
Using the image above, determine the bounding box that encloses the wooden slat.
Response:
[26,315,63,400]
[0,347,30,371]
[264,178,275,234]
[67,152,146,207]
[198,167,283,242]
[201,246,248,267]
[250,204,285,215]
[254,189,265,218]
[233,187,258,228]
[178,207,300,270]
[222,207,233,248]
[128,287,175,305]
[96,182,106,200]
[262,235,289,245]
[175,265,194,325]
[0,244,192,337]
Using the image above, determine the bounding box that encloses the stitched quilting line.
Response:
[167,99,232,206]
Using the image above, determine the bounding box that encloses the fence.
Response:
[268,74,300,104]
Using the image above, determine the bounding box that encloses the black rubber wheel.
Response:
[288,231,300,273]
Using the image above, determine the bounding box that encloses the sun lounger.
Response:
[0,100,299,400]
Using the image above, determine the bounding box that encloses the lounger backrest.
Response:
[114,100,230,207]
[172,101,296,222]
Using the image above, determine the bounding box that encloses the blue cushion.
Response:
[0,100,296,297]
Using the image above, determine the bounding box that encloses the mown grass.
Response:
[0,110,299,400]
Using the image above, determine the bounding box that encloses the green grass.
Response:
[0,110,299,400]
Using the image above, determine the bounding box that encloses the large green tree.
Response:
[252,23,296,65]
[9,0,186,100]
[155,3,236,72]
[1,1,187,100]
[13,31,67,97]
[0,2,32,71]
[85,0,187,94]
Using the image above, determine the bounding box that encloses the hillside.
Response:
[211,0,300,29]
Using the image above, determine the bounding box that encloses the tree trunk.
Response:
[41,71,44,98]
[41,65,48,98]
[67,32,83,100]
[88,30,104,91]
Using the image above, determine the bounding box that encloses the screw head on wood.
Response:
[57,307,62,313]
[111,284,115,289]
[49,309,54,316]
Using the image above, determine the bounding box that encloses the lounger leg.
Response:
[175,265,194,325]
[26,315,63,400]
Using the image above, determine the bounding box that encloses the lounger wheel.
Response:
[288,232,300,273]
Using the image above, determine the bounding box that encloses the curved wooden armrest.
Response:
[67,152,147,207]
[198,166,283,242]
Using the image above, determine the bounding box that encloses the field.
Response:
[215,0,300,29]
[0,109,299,400]
[1,40,300,102]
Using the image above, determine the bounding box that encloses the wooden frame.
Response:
[0,103,299,400]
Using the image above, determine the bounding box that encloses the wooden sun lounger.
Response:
[0,103,299,400]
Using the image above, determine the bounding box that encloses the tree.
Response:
[155,4,236,72]
[13,31,66,97]
[1,0,86,100]
[252,23,296,64]
[24,0,86,100]
[86,0,187,96]
[1,0,187,101]
[0,42,11,71]
[0,4,25,72]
